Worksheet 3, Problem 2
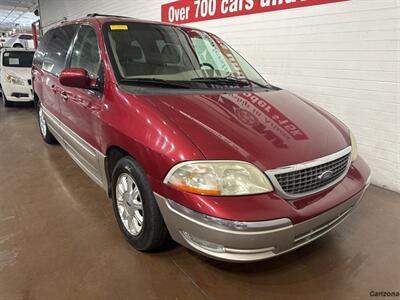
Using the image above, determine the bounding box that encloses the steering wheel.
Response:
[200,63,215,70]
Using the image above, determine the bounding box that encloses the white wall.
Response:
[39,0,400,192]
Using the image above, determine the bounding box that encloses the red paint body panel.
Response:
[140,90,350,170]
[32,16,371,226]
[98,84,205,180]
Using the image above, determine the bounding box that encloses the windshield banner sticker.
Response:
[162,0,349,24]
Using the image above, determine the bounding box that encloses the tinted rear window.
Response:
[3,51,34,67]
[19,35,33,40]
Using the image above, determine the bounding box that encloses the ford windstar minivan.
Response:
[32,14,371,262]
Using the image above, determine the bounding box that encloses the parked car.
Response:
[0,36,9,48]
[3,33,34,49]
[0,48,35,106]
[32,15,371,262]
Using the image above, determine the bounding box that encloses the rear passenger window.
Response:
[70,26,101,79]
[19,35,33,40]
[42,25,77,76]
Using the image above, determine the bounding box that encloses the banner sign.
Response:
[162,0,348,24]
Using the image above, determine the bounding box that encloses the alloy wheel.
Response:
[38,105,47,137]
[116,173,144,236]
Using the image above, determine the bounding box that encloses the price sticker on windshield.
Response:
[110,24,128,30]
[9,58,19,65]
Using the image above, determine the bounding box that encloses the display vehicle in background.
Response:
[3,33,34,49]
[32,14,371,262]
[0,36,9,48]
[0,48,35,107]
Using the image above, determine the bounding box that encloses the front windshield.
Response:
[105,22,269,89]
[2,51,34,68]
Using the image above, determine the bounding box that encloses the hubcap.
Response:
[116,173,144,236]
[38,105,47,137]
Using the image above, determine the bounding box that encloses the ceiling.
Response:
[0,0,38,32]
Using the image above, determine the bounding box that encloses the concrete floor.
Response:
[0,102,399,300]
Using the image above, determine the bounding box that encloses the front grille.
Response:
[268,148,351,198]
[11,92,29,98]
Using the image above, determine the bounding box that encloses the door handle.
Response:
[60,91,69,101]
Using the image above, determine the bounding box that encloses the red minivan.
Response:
[32,14,371,262]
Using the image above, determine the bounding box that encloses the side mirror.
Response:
[59,68,96,89]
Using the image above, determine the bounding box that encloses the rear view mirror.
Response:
[60,68,92,89]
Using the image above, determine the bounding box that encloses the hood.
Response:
[2,67,31,80]
[140,89,350,170]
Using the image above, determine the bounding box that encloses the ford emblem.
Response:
[318,170,334,181]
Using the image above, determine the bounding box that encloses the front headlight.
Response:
[5,74,25,86]
[350,131,358,161]
[164,161,274,196]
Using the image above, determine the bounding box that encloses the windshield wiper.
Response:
[121,78,190,89]
[191,76,271,89]
[190,76,250,87]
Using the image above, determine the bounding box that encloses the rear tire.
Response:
[111,156,170,251]
[37,101,57,144]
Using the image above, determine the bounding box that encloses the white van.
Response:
[0,48,35,106]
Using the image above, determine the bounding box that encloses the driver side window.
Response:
[70,26,101,79]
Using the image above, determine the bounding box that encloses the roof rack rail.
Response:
[86,13,129,18]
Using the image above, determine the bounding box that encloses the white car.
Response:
[0,36,9,48]
[0,48,35,106]
[3,34,34,49]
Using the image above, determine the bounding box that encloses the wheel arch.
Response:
[105,145,133,198]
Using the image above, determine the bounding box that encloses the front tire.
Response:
[0,87,12,107]
[37,101,57,144]
[3,96,12,107]
[111,156,170,251]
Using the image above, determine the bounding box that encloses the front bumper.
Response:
[155,182,370,262]
[1,82,33,102]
